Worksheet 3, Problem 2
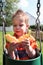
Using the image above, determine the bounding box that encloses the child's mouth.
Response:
[15,30,23,36]
[16,31,20,33]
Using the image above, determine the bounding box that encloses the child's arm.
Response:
[5,42,15,59]
[22,40,36,58]
[25,44,36,58]
[23,35,39,59]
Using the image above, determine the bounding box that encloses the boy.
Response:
[5,9,39,60]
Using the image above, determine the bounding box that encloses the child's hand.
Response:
[8,42,19,53]
[18,40,30,48]
[8,40,30,53]
[23,41,36,58]
[20,40,36,58]
[7,42,19,60]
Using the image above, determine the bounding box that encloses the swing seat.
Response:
[3,52,41,65]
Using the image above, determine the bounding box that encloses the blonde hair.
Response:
[12,9,29,25]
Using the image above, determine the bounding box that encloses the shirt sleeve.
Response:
[29,35,38,49]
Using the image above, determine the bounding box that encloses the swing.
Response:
[2,0,42,65]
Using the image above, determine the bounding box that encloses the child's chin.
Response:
[16,33,22,36]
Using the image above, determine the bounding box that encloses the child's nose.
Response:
[16,26,20,29]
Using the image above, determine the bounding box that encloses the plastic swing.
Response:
[2,0,42,65]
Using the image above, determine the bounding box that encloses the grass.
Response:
[0,31,43,65]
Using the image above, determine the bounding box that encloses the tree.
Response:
[0,0,19,26]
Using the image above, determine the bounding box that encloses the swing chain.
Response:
[36,0,41,52]
[37,0,40,17]
[0,0,7,55]
[36,0,41,30]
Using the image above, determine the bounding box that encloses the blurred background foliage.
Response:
[0,0,19,26]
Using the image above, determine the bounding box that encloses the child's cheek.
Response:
[21,26,27,33]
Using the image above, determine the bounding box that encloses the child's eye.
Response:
[13,25,17,27]
[19,24,24,27]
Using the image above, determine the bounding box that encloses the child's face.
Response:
[12,16,29,37]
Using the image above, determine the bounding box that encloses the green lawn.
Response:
[0,31,43,65]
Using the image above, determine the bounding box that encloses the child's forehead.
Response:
[13,15,25,22]
[12,13,29,25]
[12,17,26,25]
